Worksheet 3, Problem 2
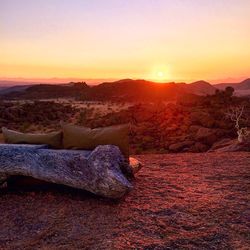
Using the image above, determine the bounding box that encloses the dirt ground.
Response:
[0,152,249,250]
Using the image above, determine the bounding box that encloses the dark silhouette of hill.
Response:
[215,78,250,90]
[1,82,89,99]
[0,85,30,95]
[86,79,186,101]
[0,78,219,101]
[215,78,250,97]
[184,80,216,95]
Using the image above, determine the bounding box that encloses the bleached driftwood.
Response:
[225,105,249,142]
[0,144,132,198]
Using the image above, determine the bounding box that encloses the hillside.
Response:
[86,79,187,101]
[3,77,250,100]
[0,91,249,154]
[215,78,250,90]
[0,152,249,249]
[215,78,250,96]
[1,82,89,99]
[0,85,30,95]
[184,80,216,95]
[0,79,217,101]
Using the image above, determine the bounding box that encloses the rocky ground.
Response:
[1,98,250,154]
[0,152,249,250]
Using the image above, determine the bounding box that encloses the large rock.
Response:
[169,140,194,152]
[190,142,209,152]
[0,144,132,198]
[195,127,225,145]
[209,138,250,152]
[189,125,202,133]
[209,138,234,151]
[191,111,215,128]
[129,157,143,175]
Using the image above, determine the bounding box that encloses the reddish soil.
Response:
[0,152,249,250]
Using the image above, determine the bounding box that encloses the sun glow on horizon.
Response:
[1,1,250,81]
[154,71,167,83]
[147,65,173,83]
[157,71,164,78]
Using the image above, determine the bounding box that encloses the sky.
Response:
[1,0,250,83]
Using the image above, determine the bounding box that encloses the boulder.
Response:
[169,140,194,152]
[193,142,209,152]
[189,125,202,134]
[209,138,234,151]
[0,144,132,198]
[129,157,143,176]
[209,138,250,152]
[191,111,215,128]
[195,127,225,146]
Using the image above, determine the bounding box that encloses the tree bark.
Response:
[0,144,132,198]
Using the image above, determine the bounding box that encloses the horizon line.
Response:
[0,76,249,85]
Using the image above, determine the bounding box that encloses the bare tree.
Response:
[225,105,249,142]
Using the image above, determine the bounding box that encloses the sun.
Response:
[149,65,171,82]
[156,71,164,78]
[155,71,166,82]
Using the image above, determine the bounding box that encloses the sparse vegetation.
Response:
[0,89,249,153]
[225,105,250,142]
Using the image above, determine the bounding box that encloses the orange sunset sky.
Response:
[1,0,250,83]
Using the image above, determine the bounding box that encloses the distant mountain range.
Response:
[0,78,249,101]
[0,85,31,95]
[214,78,250,97]
[215,78,250,90]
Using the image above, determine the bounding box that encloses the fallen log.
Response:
[0,144,132,198]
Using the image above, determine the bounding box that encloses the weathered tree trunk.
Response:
[0,144,132,198]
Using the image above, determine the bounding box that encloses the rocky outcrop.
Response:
[195,127,226,146]
[0,144,132,198]
[191,111,215,128]
[190,142,209,152]
[169,140,194,152]
[209,138,250,152]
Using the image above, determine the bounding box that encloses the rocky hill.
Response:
[215,78,250,90]
[2,78,250,100]
[0,88,249,154]
[0,79,217,101]
[215,78,250,96]
[0,152,249,249]
[184,80,216,95]
[1,82,89,99]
